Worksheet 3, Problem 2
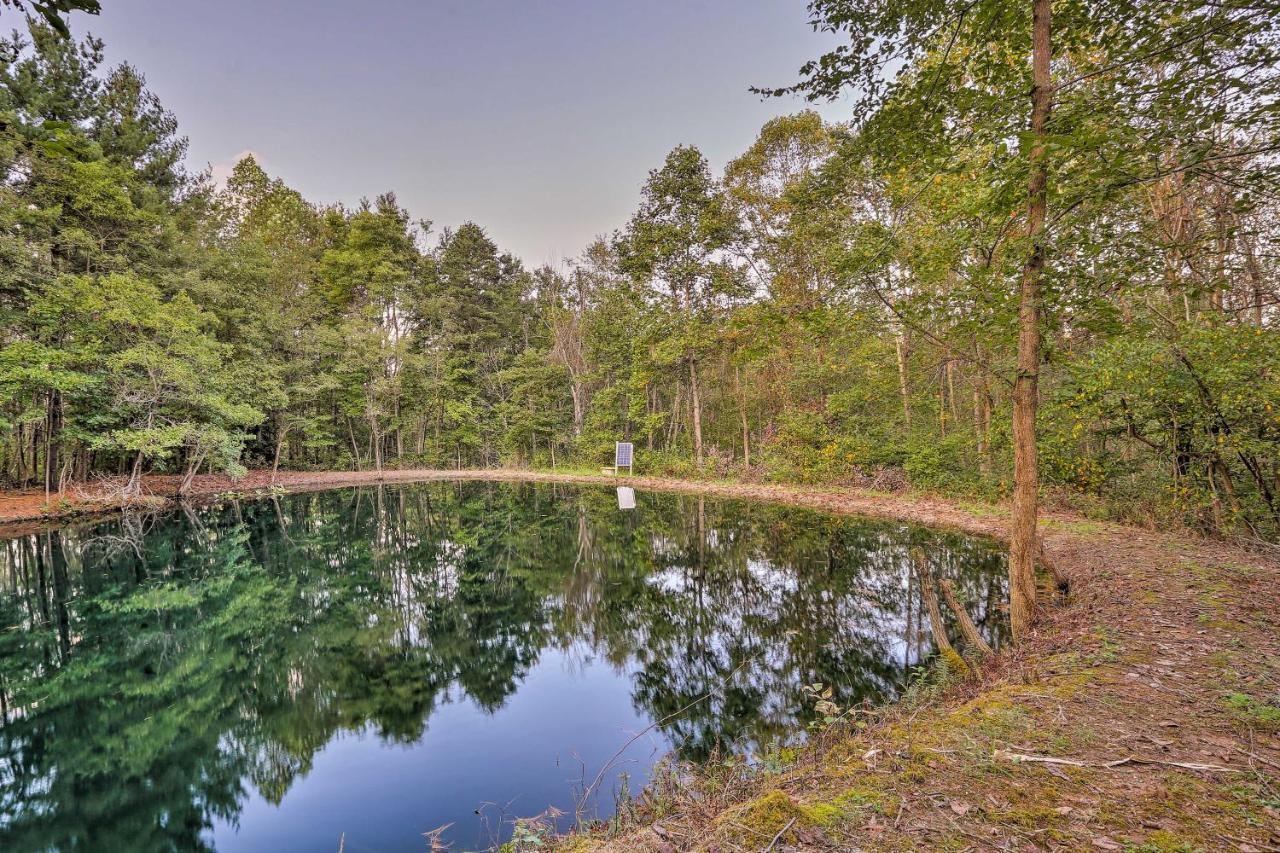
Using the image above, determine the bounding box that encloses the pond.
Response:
[0,480,1007,852]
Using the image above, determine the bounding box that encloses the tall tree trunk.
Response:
[973,380,991,478]
[895,329,912,430]
[1010,0,1053,642]
[1240,231,1266,327]
[271,425,289,484]
[16,424,24,486]
[688,355,704,466]
[178,450,206,496]
[734,363,750,467]
[666,382,683,447]
[44,390,62,499]
[123,413,154,497]
[126,449,145,497]
[1211,456,1242,524]
[346,417,362,471]
[370,418,383,475]
[394,398,403,460]
[570,382,585,439]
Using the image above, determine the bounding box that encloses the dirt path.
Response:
[1,470,1277,850]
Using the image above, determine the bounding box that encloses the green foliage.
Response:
[902,433,979,492]
[20,272,261,485]
[1,10,1278,543]
[1,1,101,38]
[1046,322,1280,532]
[760,410,851,484]
[1223,693,1280,730]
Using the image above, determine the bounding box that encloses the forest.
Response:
[3,2,1280,849]
[2,0,1278,570]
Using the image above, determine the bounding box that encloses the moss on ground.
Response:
[711,790,817,846]
[1223,692,1280,730]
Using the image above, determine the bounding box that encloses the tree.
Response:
[0,23,200,491]
[765,0,1280,638]
[202,155,326,476]
[420,222,527,466]
[617,145,744,466]
[0,0,100,38]
[724,111,837,307]
[27,273,260,494]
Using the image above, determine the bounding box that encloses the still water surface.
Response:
[0,481,1006,851]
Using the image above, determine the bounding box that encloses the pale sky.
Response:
[71,1,851,266]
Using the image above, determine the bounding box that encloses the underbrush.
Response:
[522,448,1279,549]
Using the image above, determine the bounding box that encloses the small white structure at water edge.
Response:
[601,441,634,476]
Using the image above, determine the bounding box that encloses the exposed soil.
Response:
[2,469,1278,851]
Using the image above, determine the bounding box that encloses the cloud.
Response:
[208,149,265,188]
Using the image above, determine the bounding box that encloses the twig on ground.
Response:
[995,748,1241,773]
[945,814,997,849]
[763,817,797,852]
[1235,745,1280,771]
[1219,833,1280,852]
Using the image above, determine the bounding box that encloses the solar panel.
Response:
[615,442,633,468]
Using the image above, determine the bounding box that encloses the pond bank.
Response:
[0,467,1060,541]
[2,469,1278,850]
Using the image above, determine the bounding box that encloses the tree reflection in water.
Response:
[0,481,1005,850]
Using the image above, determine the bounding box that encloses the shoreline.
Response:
[0,467,1062,544]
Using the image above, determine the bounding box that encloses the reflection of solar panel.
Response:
[615,442,633,473]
